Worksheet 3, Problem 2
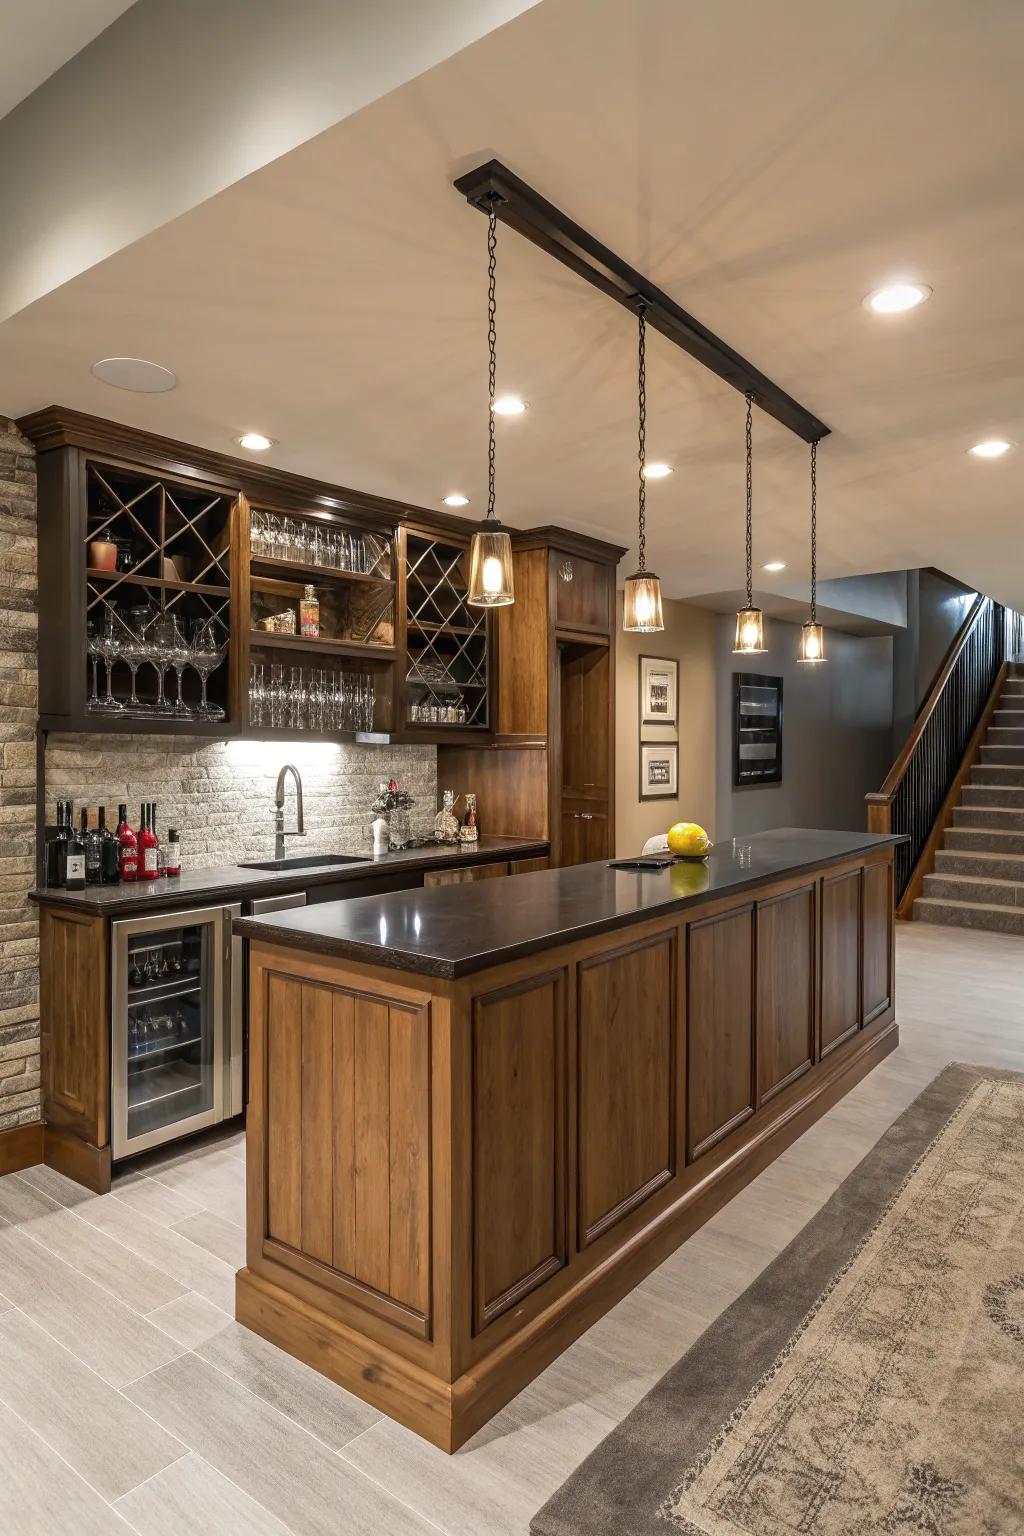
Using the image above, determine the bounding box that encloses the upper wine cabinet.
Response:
[403,528,490,734]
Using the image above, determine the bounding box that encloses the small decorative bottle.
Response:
[434,790,460,845]
[300,585,320,638]
[458,792,479,844]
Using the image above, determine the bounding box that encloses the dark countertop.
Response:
[233,827,906,979]
[29,836,548,916]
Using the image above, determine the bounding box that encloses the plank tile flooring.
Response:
[0,922,1021,1535]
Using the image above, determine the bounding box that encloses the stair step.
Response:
[914,897,1024,935]
[961,784,1024,807]
[971,765,1024,786]
[986,727,1024,744]
[945,826,1024,852]
[993,710,1024,725]
[935,848,1024,879]
[980,745,1024,763]
[953,805,1024,830]
[922,872,1023,907]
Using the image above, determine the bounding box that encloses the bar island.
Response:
[233,828,902,1451]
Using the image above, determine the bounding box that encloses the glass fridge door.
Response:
[111,906,226,1159]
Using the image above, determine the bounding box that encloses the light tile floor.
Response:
[0,922,1021,1534]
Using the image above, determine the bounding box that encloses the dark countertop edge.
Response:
[28,837,550,915]
[234,833,907,981]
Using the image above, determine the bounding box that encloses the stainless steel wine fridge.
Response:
[111,903,244,1159]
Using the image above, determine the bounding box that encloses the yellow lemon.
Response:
[666,821,710,857]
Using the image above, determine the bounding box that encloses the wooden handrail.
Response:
[870,592,989,807]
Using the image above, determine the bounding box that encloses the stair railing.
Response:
[866,594,1007,906]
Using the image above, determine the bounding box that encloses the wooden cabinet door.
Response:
[40,907,109,1148]
[559,809,610,866]
[756,885,815,1105]
[577,932,677,1246]
[552,554,613,632]
[472,971,568,1331]
[862,860,893,1024]
[821,870,862,1056]
[687,906,755,1159]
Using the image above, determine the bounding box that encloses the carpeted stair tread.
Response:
[934,848,1024,880]
[922,872,1022,906]
[954,806,1024,828]
[914,896,1024,933]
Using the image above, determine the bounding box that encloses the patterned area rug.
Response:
[532,1065,1024,1536]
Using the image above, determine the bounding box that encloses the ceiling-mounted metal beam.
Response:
[454,159,829,444]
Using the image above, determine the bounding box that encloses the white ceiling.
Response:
[2,0,1023,605]
[0,0,136,120]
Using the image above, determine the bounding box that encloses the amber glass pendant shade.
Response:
[623,570,665,633]
[733,606,766,654]
[467,523,514,607]
[798,620,825,663]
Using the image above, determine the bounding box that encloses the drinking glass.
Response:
[165,615,191,718]
[191,619,225,722]
[93,604,126,713]
[249,663,265,726]
[86,618,101,710]
[270,665,286,728]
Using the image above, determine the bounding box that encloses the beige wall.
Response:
[615,594,717,855]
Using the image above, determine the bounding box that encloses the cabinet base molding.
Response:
[239,1016,897,1452]
[43,1124,112,1193]
[0,1122,43,1176]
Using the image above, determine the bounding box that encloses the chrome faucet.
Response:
[274,764,305,861]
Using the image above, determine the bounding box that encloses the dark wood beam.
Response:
[454,160,829,445]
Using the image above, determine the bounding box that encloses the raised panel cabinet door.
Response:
[263,974,431,1334]
[756,885,815,1105]
[687,906,754,1160]
[552,553,612,632]
[577,933,676,1245]
[862,860,893,1024]
[821,870,862,1056]
[40,907,110,1146]
[472,971,568,1332]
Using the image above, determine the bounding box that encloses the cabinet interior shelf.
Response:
[248,631,397,661]
[87,569,230,597]
[249,555,394,588]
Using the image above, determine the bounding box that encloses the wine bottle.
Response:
[139,802,159,881]
[98,805,120,884]
[165,828,181,877]
[117,804,138,882]
[83,806,103,885]
[47,799,69,887]
[64,808,86,891]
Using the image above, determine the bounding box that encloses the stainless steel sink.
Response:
[238,854,370,872]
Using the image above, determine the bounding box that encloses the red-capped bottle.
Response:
[116,803,139,882]
[139,801,159,881]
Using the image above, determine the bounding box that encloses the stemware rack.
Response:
[32,420,497,743]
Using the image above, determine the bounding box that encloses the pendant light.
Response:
[622,304,664,632]
[798,439,826,663]
[733,391,766,654]
[467,208,515,608]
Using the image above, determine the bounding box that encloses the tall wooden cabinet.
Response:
[439,530,625,866]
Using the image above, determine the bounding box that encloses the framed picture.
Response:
[640,742,679,800]
[639,655,678,730]
[733,672,783,787]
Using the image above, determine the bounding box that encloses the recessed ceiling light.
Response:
[442,493,470,507]
[91,357,177,392]
[491,395,527,416]
[968,439,1012,458]
[864,282,931,314]
[238,432,275,452]
[763,561,786,572]
[642,462,672,479]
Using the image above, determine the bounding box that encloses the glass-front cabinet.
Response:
[111,905,240,1159]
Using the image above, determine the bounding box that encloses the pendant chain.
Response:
[486,209,497,524]
[744,391,754,609]
[809,438,818,623]
[637,304,647,572]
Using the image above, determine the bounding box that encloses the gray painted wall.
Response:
[713,615,894,843]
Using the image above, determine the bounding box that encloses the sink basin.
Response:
[238,854,371,872]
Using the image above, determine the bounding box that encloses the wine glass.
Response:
[86,617,101,710]
[165,615,191,717]
[93,604,126,713]
[145,613,176,715]
[193,619,226,722]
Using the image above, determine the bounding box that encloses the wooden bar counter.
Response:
[233,828,901,1451]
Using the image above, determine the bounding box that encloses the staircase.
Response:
[915,661,1024,935]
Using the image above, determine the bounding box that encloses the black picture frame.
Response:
[733,672,783,787]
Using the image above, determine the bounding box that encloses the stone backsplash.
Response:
[0,418,40,1133]
[44,736,438,870]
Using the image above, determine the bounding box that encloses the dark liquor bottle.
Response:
[64,808,86,892]
[139,802,159,881]
[164,827,181,877]
[46,799,69,887]
[117,804,138,882]
[98,805,120,884]
[83,807,103,885]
